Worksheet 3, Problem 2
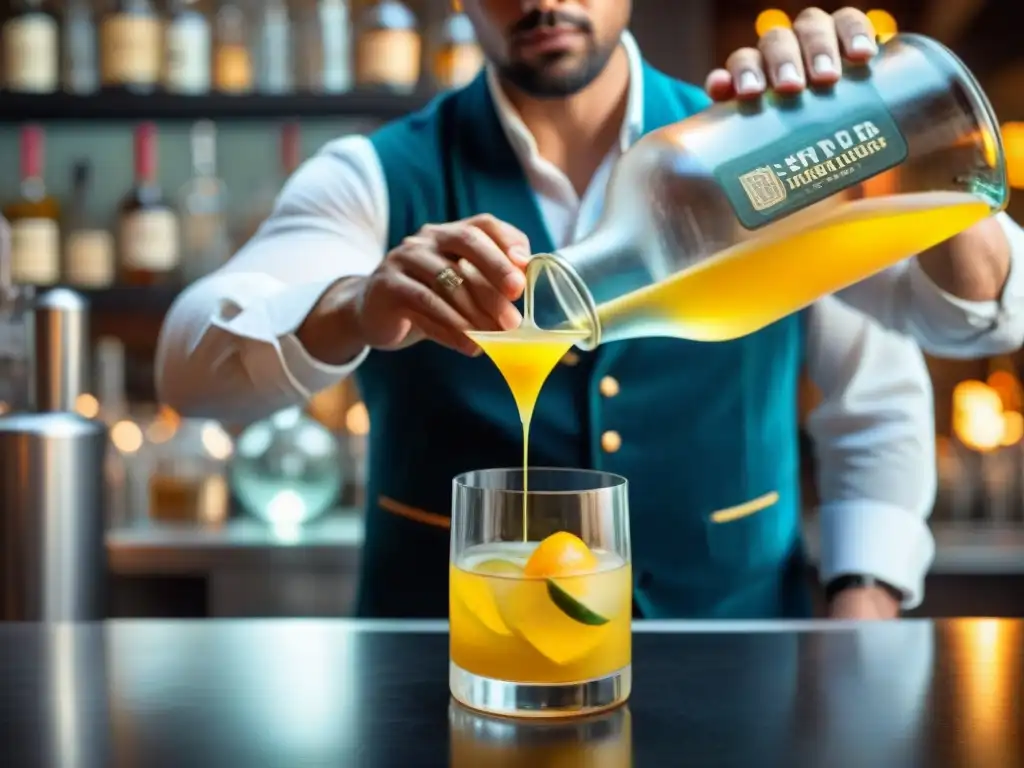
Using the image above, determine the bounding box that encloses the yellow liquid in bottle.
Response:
[595,192,992,342]
[466,324,588,538]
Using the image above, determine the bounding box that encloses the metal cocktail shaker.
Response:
[0,216,108,621]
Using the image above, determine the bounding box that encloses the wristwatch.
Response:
[824,574,903,604]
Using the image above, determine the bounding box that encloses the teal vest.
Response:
[359,64,810,620]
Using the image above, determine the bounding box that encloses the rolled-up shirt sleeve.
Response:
[805,296,937,609]
[155,135,388,424]
[837,212,1024,358]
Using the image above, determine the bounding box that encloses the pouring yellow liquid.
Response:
[465,323,588,538]
[468,190,991,538]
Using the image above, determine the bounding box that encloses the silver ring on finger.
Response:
[435,265,465,294]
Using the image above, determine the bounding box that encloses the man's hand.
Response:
[705,7,876,101]
[829,586,900,620]
[297,214,530,364]
[705,7,1014,305]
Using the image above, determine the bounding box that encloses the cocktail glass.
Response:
[449,467,631,718]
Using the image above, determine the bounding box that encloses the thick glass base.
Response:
[449,661,631,719]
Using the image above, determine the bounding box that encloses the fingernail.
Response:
[776,62,804,87]
[850,34,878,55]
[737,70,761,94]
[501,307,523,330]
[812,54,838,76]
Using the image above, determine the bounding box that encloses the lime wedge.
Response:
[546,579,610,626]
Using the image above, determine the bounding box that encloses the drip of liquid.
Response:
[466,322,588,540]
[594,192,992,342]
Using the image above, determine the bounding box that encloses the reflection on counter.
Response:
[448,702,631,768]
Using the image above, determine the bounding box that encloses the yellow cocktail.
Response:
[449,468,632,718]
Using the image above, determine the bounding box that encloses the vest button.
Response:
[561,351,580,366]
[601,430,622,453]
[599,376,620,397]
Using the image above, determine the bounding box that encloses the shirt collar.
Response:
[485,30,646,165]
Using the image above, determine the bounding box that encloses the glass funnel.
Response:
[528,33,1007,349]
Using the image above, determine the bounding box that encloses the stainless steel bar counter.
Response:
[0,619,1020,767]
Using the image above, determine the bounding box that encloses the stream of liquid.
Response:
[467,191,992,537]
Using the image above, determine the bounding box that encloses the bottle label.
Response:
[165,17,211,93]
[121,209,180,270]
[10,218,60,285]
[66,229,116,287]
[101,15,162,86]
[714,83,910,230]
[357,29,421,90]
[2,15,58,92]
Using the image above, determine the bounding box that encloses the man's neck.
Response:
[500,45,631,196]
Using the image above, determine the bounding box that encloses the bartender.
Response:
[156,5,1024,621]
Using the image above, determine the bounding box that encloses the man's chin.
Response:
[502,59,602,98]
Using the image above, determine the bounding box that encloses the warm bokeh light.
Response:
[345,402,370,436]
[952,378,1024,451]
[866,10,898,43]
[75,393,100,419]
[110,419,144,454]
[755,9,791,37]
[1002,122,1024,189]
[200,422,234,461]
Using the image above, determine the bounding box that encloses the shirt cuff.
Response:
[817,500,935,610]
[906,211,1024,334]
[216,278,369,399]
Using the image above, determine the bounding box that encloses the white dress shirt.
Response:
[156,33,1024,609]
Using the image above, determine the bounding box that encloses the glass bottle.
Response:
[178,120,230,283]
[528,34,1008,350]
[432,9,481,90]
[64,160,116,288]
[355,0,420,94]
[3,125,60,287]
[62,0,98,94]
[230,407,343,527]
[213,0,253,94]
[99,0,162,93]
[253,0,292,93]
[318,0,352,94]
[2,0,59,93]
[237,121,301,246]
[164,0,211,94]
[118,122,179,287]
[0,215,33,416]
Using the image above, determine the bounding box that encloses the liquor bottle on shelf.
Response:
[164,0,211,95]
[2,0,59,93]
[61,0,99,94]
[237,121,302,246]
[254,0,292,94]
[179,121,230,284]
[99,0,163,93]
[317,0,353,94]
[213,0,253,94]
[118,123,180,287]
[433,9,482,90]
[2,125,60,287]
[64,160,115,288]
[355,0,421,94]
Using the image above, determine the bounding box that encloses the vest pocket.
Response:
[704,490,794,572]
